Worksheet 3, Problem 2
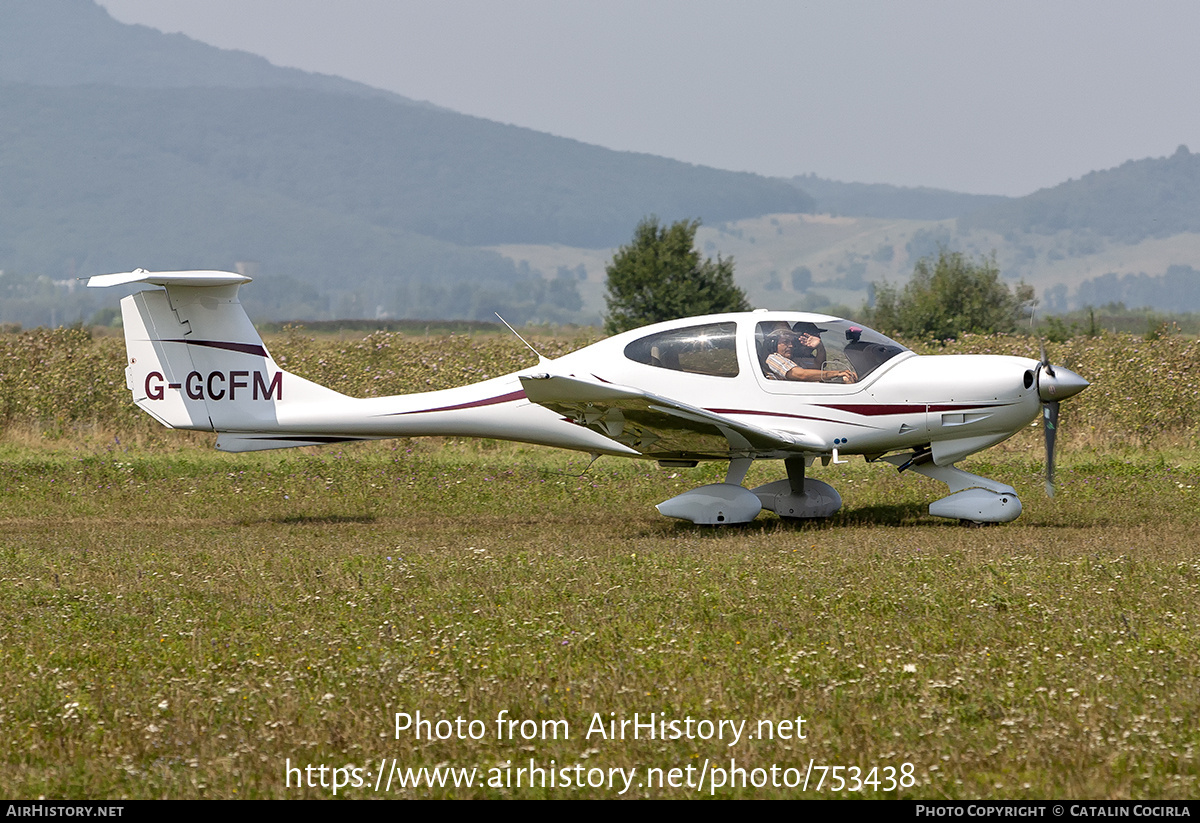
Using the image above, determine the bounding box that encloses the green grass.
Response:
[3,437,1199,798]
[2,326,1198,798]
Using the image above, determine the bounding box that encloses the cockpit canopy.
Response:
[621,315,908,384]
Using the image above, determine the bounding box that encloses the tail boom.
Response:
[89,270,631,455]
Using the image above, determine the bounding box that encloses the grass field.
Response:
[2,328,1199,798]
[2,434,1199,799]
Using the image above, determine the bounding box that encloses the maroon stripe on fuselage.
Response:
[386,389,527,416]
[819,403,1009,416]
[164,339,270,358]
[705,401,1010,427]
[705,408,875,428]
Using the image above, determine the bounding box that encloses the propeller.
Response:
[1036,342,1089,497]
[1042,399,1059,496]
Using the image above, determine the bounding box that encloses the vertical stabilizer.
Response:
[89,270,345,433]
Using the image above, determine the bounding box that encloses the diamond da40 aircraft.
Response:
[89,269,1088,525]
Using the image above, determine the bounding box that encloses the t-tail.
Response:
[90,269,639,457]
[87,270,354,452]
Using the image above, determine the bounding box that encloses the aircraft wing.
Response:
[519,374,825,460]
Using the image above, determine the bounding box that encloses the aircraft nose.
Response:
[1038,365,1089,402]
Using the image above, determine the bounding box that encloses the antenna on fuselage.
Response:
[495,313,548,364]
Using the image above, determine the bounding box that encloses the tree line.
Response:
[602,217,1034,342]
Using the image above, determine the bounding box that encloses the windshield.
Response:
[755,319,908,383]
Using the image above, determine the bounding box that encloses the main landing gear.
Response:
[655,457,842,525]
[654,451,1022,526]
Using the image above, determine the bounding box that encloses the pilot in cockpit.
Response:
[765,324,857,383]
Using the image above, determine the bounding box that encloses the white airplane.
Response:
[88,269,1088,525]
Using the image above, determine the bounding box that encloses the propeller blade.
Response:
[1035,339,1085,498]
[1040,340,1055,378]
[1043,400,1060,497]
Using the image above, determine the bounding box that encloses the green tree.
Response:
[603,217,749,334]
[866,249,1035,341]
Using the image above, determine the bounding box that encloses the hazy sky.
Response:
[96,0,1200,197]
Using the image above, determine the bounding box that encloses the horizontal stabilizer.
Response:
[87,269,252,289]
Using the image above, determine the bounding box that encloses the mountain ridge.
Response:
[3,0,1198,327]
[0,0,812,325]
[0,0,423,104]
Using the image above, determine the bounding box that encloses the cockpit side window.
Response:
[755,319,908,383]
[623,322,739,377]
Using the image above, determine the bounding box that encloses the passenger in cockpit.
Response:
[765,327,856,383]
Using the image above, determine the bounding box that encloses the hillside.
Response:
[0,0,811,326]
[0,0,415,101]
[4,0,1199,327]
[959,145,1200,242]
[789,174,1009,220]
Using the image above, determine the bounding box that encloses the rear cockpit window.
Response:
[624,322,739,377]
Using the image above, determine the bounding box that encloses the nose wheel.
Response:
[882,455,1023,524]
